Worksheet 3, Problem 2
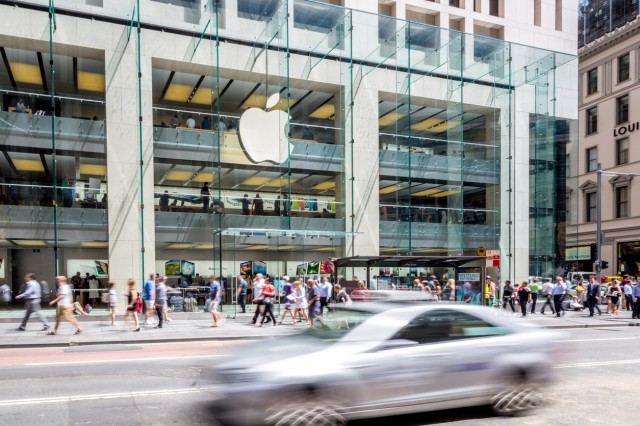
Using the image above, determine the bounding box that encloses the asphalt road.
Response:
[1,328,639,426]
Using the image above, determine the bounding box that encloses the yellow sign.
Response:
[477,246,486,256]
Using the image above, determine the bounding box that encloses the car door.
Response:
[389,309,513,407]
[345,311,453,413]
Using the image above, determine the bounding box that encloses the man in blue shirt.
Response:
[551,276,566,317]
[209,275,223,327]
[307,279,325,329]
[143,274,155,325]
[632,281,640,320]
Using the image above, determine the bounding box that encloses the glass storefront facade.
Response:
[0,0,578,304]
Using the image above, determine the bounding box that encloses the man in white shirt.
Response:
[623,279,633,312]
[186,115,196,128]
[251,274,266,324]
[48,276,82,335]
[539,278,556,315]
[318,277,333,315]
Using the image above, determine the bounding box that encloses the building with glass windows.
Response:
[570,0,640,277]
[0,0,578,300]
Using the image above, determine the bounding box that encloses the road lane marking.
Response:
[565,337,640,342]
[25,354,225,366]
[0,387,219,407]
[555,358,640,368]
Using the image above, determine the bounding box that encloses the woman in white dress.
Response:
[291,281,308,325]
[89,275,100,307]
[107,281,117,326]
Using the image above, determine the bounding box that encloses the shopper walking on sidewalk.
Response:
[552,276,566,317]
[208,275,223,327]
[528,278,540,314]
[236,275,247,313]
[632,281,640,320]
[125,279,141,332]
[257,277,276,327]
[47,276,83,335]
[142,274,156,325]
[154,277,167,329]
[15,273,50,331]
[623,279,633,312]
[587,276,602,316]
[539,278,556,315]
[107,282,118,325]
[517,281,532,317]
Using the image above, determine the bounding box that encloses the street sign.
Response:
[486,250,500,267]
[477,246,486,256]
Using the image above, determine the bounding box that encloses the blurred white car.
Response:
[212,303,566,426]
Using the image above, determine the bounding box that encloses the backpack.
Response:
[40,281,52,299]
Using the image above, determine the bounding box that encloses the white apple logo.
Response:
[238,93,292,164]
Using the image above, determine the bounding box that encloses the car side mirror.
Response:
[377,339,418,351]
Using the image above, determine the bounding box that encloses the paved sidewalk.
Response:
[1,305,638,348]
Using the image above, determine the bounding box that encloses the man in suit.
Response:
[587,276,602,316]
[632,280,640,320]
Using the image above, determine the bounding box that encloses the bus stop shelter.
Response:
[329,255,486,289]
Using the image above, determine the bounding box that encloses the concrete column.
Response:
[346,78,380,257]
[105,35,155,310]
[510,85,534,283]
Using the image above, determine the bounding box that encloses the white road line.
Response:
[565,337,640,342]
[555,358,640,369]
[25,354,225,366]
[0,387,218,407]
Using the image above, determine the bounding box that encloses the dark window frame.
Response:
[617,94,629,125]
[587,68,598,95]
[587,106,598,135]
[586,192,596,223]
[618,53,631,83]
[587,147,598,173]
[616,137,629,165]
[616,186,629,218]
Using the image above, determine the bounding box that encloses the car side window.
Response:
[392,310,454,345]
[392,310,507,344]
[447,311,507,339]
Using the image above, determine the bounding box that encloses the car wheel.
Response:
[490,377,542,416]
[264,398,345,426]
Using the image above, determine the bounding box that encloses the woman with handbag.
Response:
[125,279,141,332]
[607,280,621,317]
[257,277,277,327]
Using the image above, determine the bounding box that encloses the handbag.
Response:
[100,292,108,303]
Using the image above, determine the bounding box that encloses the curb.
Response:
[1,322,636,349]
[0,333,281,349]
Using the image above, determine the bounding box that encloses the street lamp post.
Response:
[596,163,602,282]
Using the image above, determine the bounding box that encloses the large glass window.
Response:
[586,107,598,135]
[587,147,598,172]
[587,68,598,95]
[616,186,629,218]
[586,192,596,223]
[617,94,629,124]
[617,138,629,165]
[618,53,631,83]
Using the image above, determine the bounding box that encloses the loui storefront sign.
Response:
[613,121,640,137]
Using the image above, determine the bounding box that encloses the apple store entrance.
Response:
[208,228,360,318]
